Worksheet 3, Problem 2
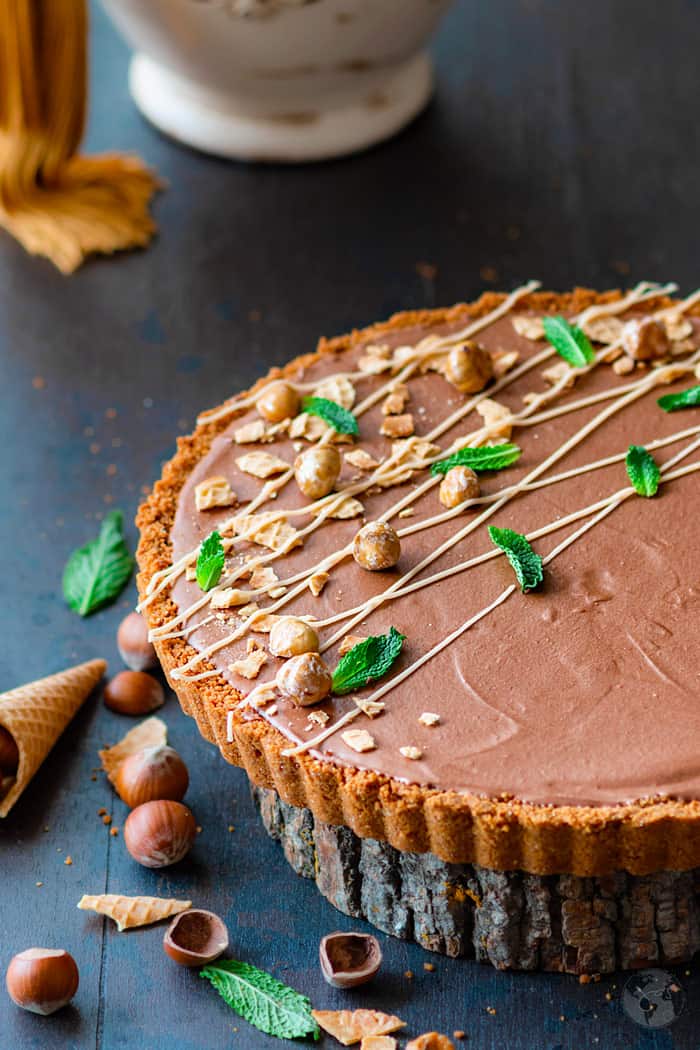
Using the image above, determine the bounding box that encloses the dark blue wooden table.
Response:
[1,2,699,1047]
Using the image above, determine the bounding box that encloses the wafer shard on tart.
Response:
[99,716,167,784]
[78,894,192,931]
[137,284,700,972]
[0,659,106,817]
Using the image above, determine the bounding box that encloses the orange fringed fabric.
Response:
[0,0,161,273]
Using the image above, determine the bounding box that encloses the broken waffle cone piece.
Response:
[99,716,167,784]
[78,893,192,932]
[0,658,106,818]
[312,1009,406,1046]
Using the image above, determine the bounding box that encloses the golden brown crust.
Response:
[136,288,700,877]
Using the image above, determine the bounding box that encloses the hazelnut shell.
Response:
[5,948,79,1015]
[163,909,229,967]
[104,670,164,716]
[114,745,189,809]
[0,725,19,775]
[124,800,196,868]
[117,612,159,672]
[319,931,382,988]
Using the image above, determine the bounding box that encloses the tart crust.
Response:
[136,288,700,877]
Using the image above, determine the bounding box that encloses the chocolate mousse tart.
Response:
[137,283,700,973]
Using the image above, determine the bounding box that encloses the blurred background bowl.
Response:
[101,0,455,162]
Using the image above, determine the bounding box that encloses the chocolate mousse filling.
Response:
[166,302,700,809]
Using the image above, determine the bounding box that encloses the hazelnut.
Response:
[256,381,299,423]
[439,465,480,508]
[443,341,494,393]
[269,617,319,658]
[5,948,79,1015]
[123,800,196,868]
[117,612,158,672]
[114,746,189,809]
[163,909,229,967]
[276,652,332,707]
[293,446,341,500]
[104,670,164,716]
[319,932,382,989]
[352,521,401,571]
[622,317,670,361]
[0,725,19,775]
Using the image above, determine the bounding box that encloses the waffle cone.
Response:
[0,658,106,818]
[78,893,192,931]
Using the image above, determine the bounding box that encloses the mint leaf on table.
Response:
[331,626,405,695]
[200,959,319,1041]
[488,526,543,592]
[62,510,133,617]
[196,530,225,591]
[431,443,522,476]
[300,396,359,435]
[542,315,595,368]
[657,384,700,412]
[626,445,661,497]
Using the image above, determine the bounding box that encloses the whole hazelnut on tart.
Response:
[104,670,164,716]
[275,652,332,707]
[438,465,480,509]
[5,948,79,1015]
[0,726,19,775]
[256,381,299,423]
[443,341,494,393]
[163,909,229,967]
[293,445,341,500]
[124,800,196,868]
[352,521,401,571]
[117,611,158,672]
[622,317,670,361]
[269,617,319,658]
[114,746,189,809]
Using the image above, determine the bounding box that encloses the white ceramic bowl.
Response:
[101,0,454,162]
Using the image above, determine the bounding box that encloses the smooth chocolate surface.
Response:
[170,314,700,806]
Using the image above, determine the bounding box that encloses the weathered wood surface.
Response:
[254,787,700,975]
[2,2,700,1048]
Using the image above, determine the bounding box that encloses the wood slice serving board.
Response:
[253,786,700,974]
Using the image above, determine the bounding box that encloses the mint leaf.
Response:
[196,530,225,591]
[626,445,660,497]
[332,626,405,695]
[657,384,700,412]
[542,315,595,368]
[431,443,522,476]
[62,510,133,617]
[201,960,319,1041]
[301,396,359,435]
[488,526,543,592]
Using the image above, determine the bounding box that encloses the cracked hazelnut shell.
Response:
[163,909,229,967]
[5,948,79,1015]
[319,931,382,988]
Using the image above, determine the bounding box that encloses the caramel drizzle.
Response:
[167,300,697,678]
[145,282,669,639]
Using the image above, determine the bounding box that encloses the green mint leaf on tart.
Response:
[542,315,595,368]
[300,396,359,435]
[626,445,661,497]
[430,442,522,476]
[488,526,543,593]
[196,530,225,591]
[62,510,133,617]
[657,384,700,412]
[331,626,406,696]
[200,959,319,1041]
